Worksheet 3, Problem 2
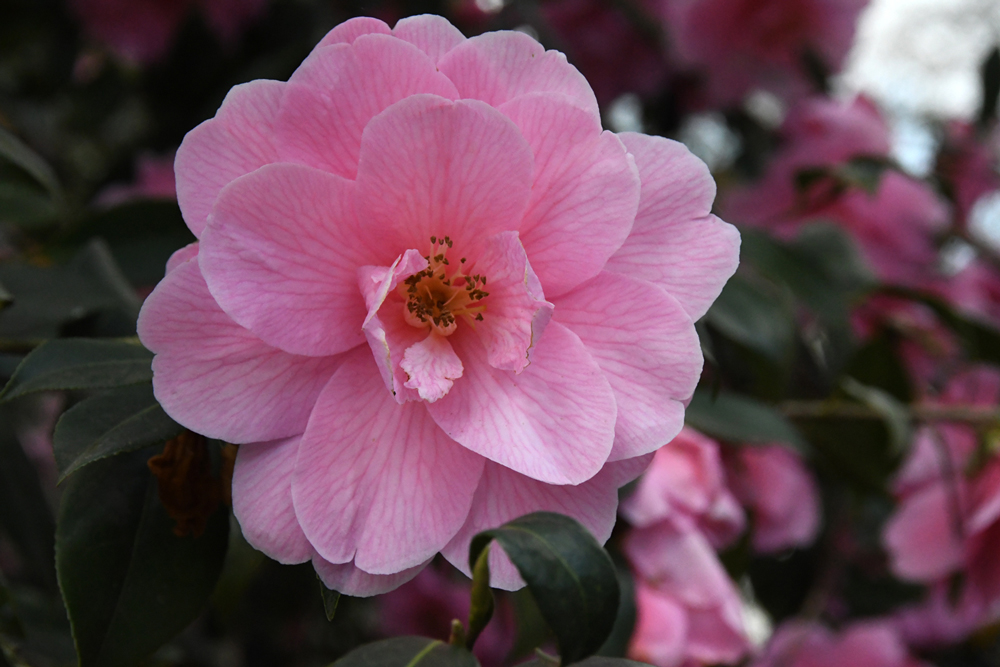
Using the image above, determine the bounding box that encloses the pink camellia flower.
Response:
[660,0,869,106]
[629,575,748,667]
[377,563,516,667]
[749,621,928,667]
[136,15,740,595]
[724,97,950,288]
[724,445,820,553]
[70,0,267,64]
[621,428,750,666]
[621,428,746,548]
[883,366,1000,640]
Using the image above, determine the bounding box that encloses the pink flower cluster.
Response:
[749,621,929,667]
[622,429,819,666]
[661,0,868,106]
[883,367,1000,645]
[724,96,951,289]
[138,15,740,595]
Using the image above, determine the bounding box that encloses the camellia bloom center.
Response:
[402,236,488,335]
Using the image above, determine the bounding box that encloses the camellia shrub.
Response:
[1,1,1000,666]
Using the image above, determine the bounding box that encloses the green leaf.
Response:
[704,274,795,362]
[740,225,873,324]
[0,126,61,200]
[0,240,140,339]
[53,384,182,481]
[64,200,194,287]
[0,181,59,229]
[319,581,340,622]
[0,412,57,591]
[1,339,152,401]
[686,389,807,449]
[56,447,229,667]
[331,637,480,667]
[468,512,619,665]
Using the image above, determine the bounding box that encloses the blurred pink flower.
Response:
[96,152,177,206]
[621,428,746,549]
[725,445,820,553]
[883,367,1000,641]
[540,0,670,105]
[377,564,516,667]
[622,428,750,667]
[629,573,748,667]
[137,16,740,595]
[724,97,950,288]
[749,621,928,667]
[661,0,868,106]
[70,0,267,64]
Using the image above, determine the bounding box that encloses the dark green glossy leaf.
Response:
[0,240,140,339]
[0,575,24,640]
[686,389,806,449]
[56,447,229,667]
[0,126,61,199]
[53,384,182,481]
[705,274,795,362]
[741,225,873,324]
[331,637,480,667]
[469,512,619,665]
[0,182,59,229]
[1,339,152,401]
[0,412,56,591]
[65,200,194,287]
[319,581,340,622]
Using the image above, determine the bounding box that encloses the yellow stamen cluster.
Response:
[401,236,488,336]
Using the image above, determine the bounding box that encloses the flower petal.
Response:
[555,272,701,461]
[232,436,311,564]
[472,231,553,373]
[165,242,198,274]
[275,36,459,179]
[313,556,427,597]
[884,482,967,582]
[358,250,431,402]
[606,133,740,320]
[199,164,375,357]
[392,14,466,64]
[314,16,390,48]
[438,31,599,120]
[442,460,625,590]
[401,333,464,402]
[355,95,534,257]
[428,321,616,485]
[174,80,283,238]
[624,517,737,608]
[292,348,485,574]
[500,93,640,296]
[137,260,340,443]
